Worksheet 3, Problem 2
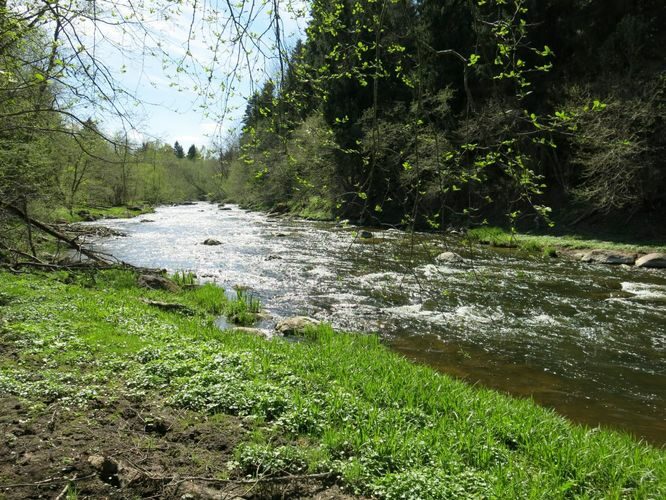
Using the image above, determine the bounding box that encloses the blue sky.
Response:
[78,1,308,152]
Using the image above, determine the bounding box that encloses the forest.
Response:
[220,0,665,233]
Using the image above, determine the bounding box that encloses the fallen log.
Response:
[1,202,109,264]
[139,298,194,315]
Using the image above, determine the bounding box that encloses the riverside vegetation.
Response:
[465,226,666,257]
[0,269,664,498]
[2,1,665,263]
[1,1,665,497]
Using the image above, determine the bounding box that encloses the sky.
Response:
[75,0,309,152]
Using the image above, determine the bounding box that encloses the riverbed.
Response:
[85,202,666,445]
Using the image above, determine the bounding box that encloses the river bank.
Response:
[81,202,666,444]
[263,206,666,269]
[466,226,666,264]
[0,268,664,498]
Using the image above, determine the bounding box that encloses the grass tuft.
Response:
[225,289,261,326]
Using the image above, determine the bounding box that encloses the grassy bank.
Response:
[467,226,666,256]
[48,204,155,223]
[0,270,664,498]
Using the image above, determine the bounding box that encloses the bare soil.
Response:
[0,396,353,499]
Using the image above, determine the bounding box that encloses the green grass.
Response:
[467,226,666,254]
[0,269,664,497]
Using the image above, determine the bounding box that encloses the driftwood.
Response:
[0,240,47,264]
[87,455,335,486]
[1,202,108,263]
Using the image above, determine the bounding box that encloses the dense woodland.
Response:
[221,0,666,232]
[1,0,665,262]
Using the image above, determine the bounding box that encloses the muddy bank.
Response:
[0,396,348,499]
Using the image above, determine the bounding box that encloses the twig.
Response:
[54,474,76,500]
[0,473,95,489]
[54,484,69,500]
[179,471,336,484]
[47,405,58,432]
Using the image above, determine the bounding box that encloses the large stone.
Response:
[77,209,98,222]
[435,251,464,264]
[635,253,666,268]
[275,316,318,335]
[202,238,222,246]
[580,250,636,265]
[137,274,180,293]
[233,327,268,337]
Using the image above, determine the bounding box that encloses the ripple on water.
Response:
[620,281,666,302]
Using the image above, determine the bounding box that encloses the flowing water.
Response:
[86,202,666,445]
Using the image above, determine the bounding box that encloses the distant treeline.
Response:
[219,0,665,230]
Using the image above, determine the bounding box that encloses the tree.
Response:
[57,120,110,215]
[174,141,185,159]
[187,144,198,161]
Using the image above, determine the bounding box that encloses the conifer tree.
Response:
[173,141,185,158]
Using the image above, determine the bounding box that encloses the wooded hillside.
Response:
[221,0,665,232]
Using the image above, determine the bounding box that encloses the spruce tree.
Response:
[173,141,185,158]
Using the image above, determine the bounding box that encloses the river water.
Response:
[86,202,666,445]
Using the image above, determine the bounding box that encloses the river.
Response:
[85,202,666,445]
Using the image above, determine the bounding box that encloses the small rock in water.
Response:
[275,316,318,335]
[359,230,373,239]
[580,250,636,265]
[266,255,282,261]
[140,219,155,223]
[635,253,666,268]
[219,207,232,211]
[436,251,464,264]
[202,238,222,246]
